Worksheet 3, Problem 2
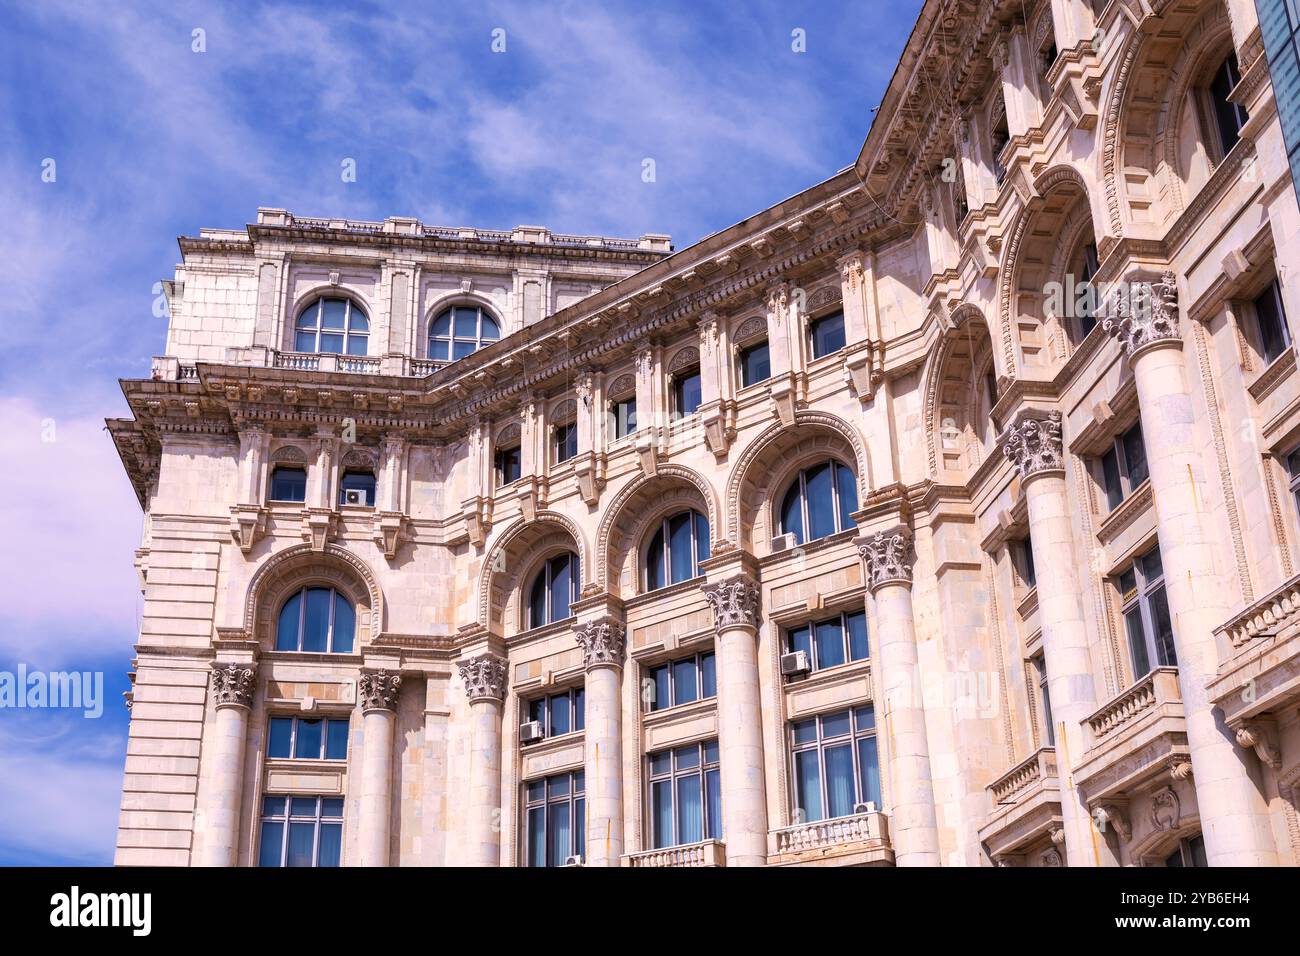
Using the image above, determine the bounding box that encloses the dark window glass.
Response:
[673,369,702,418]
[1017,537,1037,589]
[740,341,771,387]
[553,421,577,464]
[1255,280,1291,364]
[295,297,368,356]
[1034,654,1055,747]
[645,510,709,591]
[339,470,376,506]
[809,310,846,359]
[1100,421,1149,510]
[780,460,857,545]
[789,610,869,671]
[609,396,637,439]
[524,687,584,739]
[1101,448,1123,510]
[528,553,579,628]
[494,445,521,485]
[428,305,500,362]
[269,717,293,758]
[1210,52,1248,156]
[258,795,344,867]
[648,741,721,848]
[791,707,879,823]
[522,771,585,866]
[270,466,307,503]
[1120,543,1177,678]
[646,652,717,712]
[275,587,356,654]
[1121,423,1149,489]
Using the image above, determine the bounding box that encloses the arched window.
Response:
[1070,235,1101,340]
[780,460,858,545]
[645,510,710,591]
[276,586,356,653]
[528,552,579,629]
[1207,51,1247,158]
[295,297,369,356]
[428,305,501,361]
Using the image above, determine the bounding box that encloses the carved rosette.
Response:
[458,653,508,703]
[574,618,627,671]
[211,661,258,710]
[702,576,760,633]
[1001,411,1064,480]
[1102,270,1181,356]
[856,525,914,591]
[358,669,402,713]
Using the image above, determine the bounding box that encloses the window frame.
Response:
[267,715,350,761]
[338,469,376,507]
[269,465,307,504]
[522,770,586,867]
[552,419,578,465]
[1252,278,1292,366]
[1205,50,1248,160]
[1098,421,1150,511]
[807,308,847,360]
[275,585,356,654]
[789,706,881,824]
[1031,652,1055,748]
[1288,448,1300,524]
[1012,535,1037,590]
[494,443,522,486]
[524,686,586,740]
[1117,544,1178,680]
[646,651,717,712]
[258,795,344,867]
[671,366,702,420]
[427,304,501,362]
[526,552,580,630]
[294,296,369,356]
[1163,833,1207,867]
[738,339,772,388]
[786,609,869,672]
[779,459,859,545]
[646,739,722,849]
[643,509,710,592]
[608,394,637,441]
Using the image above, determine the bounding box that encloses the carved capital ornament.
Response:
[702,576,760,632]
[856,525,915,591]
[211,661,258,710]
[574,618,627,670]
[1001,411,1064,479]
[1102,271,1181,357]
[358,668,402,712]
[458,653,508,703]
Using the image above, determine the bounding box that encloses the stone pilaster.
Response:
[701,574,768,866]
[575,617,626,866]
[855,527,940,866]
[357,669,401,867]
[201,661,257,866]
[458,653,507,866]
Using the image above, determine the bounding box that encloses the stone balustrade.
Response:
[1086,667,1181,742]
[989,747,1057,805]
[623,839,726,867]
[770,809,889,855]
[1216,572,1300,650]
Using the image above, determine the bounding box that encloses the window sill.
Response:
[1096,478,1154,545]
[1247,345,1296,403]
[519,729,585,754]
[1016,585,1039,620]
[643,695,717,727]
[262,651,363,665]
[782,656,872,692]
[264,757,348,771]
[510,616,578,646]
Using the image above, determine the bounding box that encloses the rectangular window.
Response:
[790,706,880,823]
[1032,654,1055,747]
[258,795,343,867]
[1254,279,1292,365]
[1013,536,1037,589]
[1289,448,1300,521]
[1164,833,1208,867]
[609,396,637,439]
[525,686,585,739]
[809,310,846,359]
[1118,543,1177,680]
[268,716,350,760]
[788,610,868,672]
[338,471,376,506]
[523,770,585,866]
[739,340,771,387]
[494,444,521,485]
[270,466,307,503]
[646,652,717,711]
[647,740,721,848]
[553,421,577,464]
[1100,421,1149,510]
[1210,52,1248,156]
[673,369,702,418]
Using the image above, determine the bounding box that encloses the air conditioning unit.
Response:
[770,532,798,553]
[563,854,584,867]
[343,488,366,506]
[780,650,810,677]
[519,720,545,743]
[854,801,877,815]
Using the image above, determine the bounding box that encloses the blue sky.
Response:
[0,0,920,865]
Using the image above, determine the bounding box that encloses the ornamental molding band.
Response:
[702,576,760,632]
[855,525,915,591]
[1001,410,1064,479]
[358,669,402,712]
[574,618,627,670]
[458,653,508,703]
[211,661,257,709]
[1101,270,1181,357]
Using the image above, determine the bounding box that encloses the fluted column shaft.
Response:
[857,528,940,866]
[575,619,625,865]
[1003,412,1099,866]
[357,669,401,867]
[459,653,507,866]
[201,661,257,867]
[703,576,769,866]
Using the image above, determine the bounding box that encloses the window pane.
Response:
[703,739,719,765]
[1256,282,1290,362]
[705,768,722,840]
[319,333,344,354]
[675,371,701,416]
[295,330,317,352]
[821,710,852,738]
[527,806,546,867]
[529,572,548,628]
[646,525,665,591]
[270,467,306,503]
[454,307,479,337]
[332,593,355,654]
[792,718,818,746]
[695,512,710,562]
[811,311,846,357]
[672,658,698,706]
[857,736,881,808]
[1125,607,1151,678]
[428,337,450,361]
[347,307,369,333]
[294,719,323,759]
[1102,449,1123,509]
[652,779,674,848]
[550,555,573,621]
[290,796,317,816]
[675,743,700,770]
[276,591,302,651]
[1123,424,1149,488]
[1141,547,1164,582]
[780,482,805,545]
[263,795,286,816]
[548,774,570,799]
[1149,586,1178,668]
[345,333,368,356]
[1188,834,1207,867]
[547,802,571,866]
[326,719,349,760]
[805,463,836,540]
[825,743,855,818]
[527,779,545,804]
[815,619,846,669]
[302,588,331,653]
[339,471,376,506]
[677,775,704,844]
[741,341,771,386]
[650,664,670,712]
[649,751,672,777]
[835,462,858,526]
[286,822,315,867]
[321,798,344,817]
[844,611,868,661]
[317,823,342,867]
[574,688,584,731]
[1211,54,1245,153]
[268,718,293,759]
[794,750,824,822]
[574,797,585,860]
[296,302,319,329]
[790,625,812,660]
[855,706,875,731]
[549,693,571,736]
[452,339,476,360]
[258,822,284,867]
[481,316,500,340]
[668,511,694,583]
[320,299,347,330]
[431,311,452,337]
[700,653,717,699]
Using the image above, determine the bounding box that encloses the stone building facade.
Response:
[109,0,1300,867]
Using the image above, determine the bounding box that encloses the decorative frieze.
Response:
[210,661,257,709]
[458,653,508,703]
[358,669,402,712]
[702,576,760,632]
[855,525,914,590]
[574,618,627,670]
[1102,271,1181,356]
[1001,411,1064,479]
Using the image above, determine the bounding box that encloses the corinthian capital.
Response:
[855,525,914,590]
[358,668,402,712]
[1001,410,1064,479]
[211,661,258,709]
[766,281,790,324]
[574,618,626,670]
[458,653,507,703]
[1102,271,1181,356]
[702,575,760,632]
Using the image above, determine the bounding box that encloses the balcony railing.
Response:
[153,352,451,381]
[623,840,725,868]
[1086,667,1181,742]
[771,809,888,855]
[274,351,321,371]
[989,747,1057,805]
[1216,571,1300,649]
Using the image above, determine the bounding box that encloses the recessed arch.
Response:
[245,544,381,650]
[477,511,590,632]
[923,307,1000,477]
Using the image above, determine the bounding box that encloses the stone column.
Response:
[575,618,626,866]
[458,653,508,866]
[201,661,257,867]
[357,669,401,867]
[1002,411,1100,866]
[702,575,768,866]
[855,528,941,866]
[1104,273,1276,865]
